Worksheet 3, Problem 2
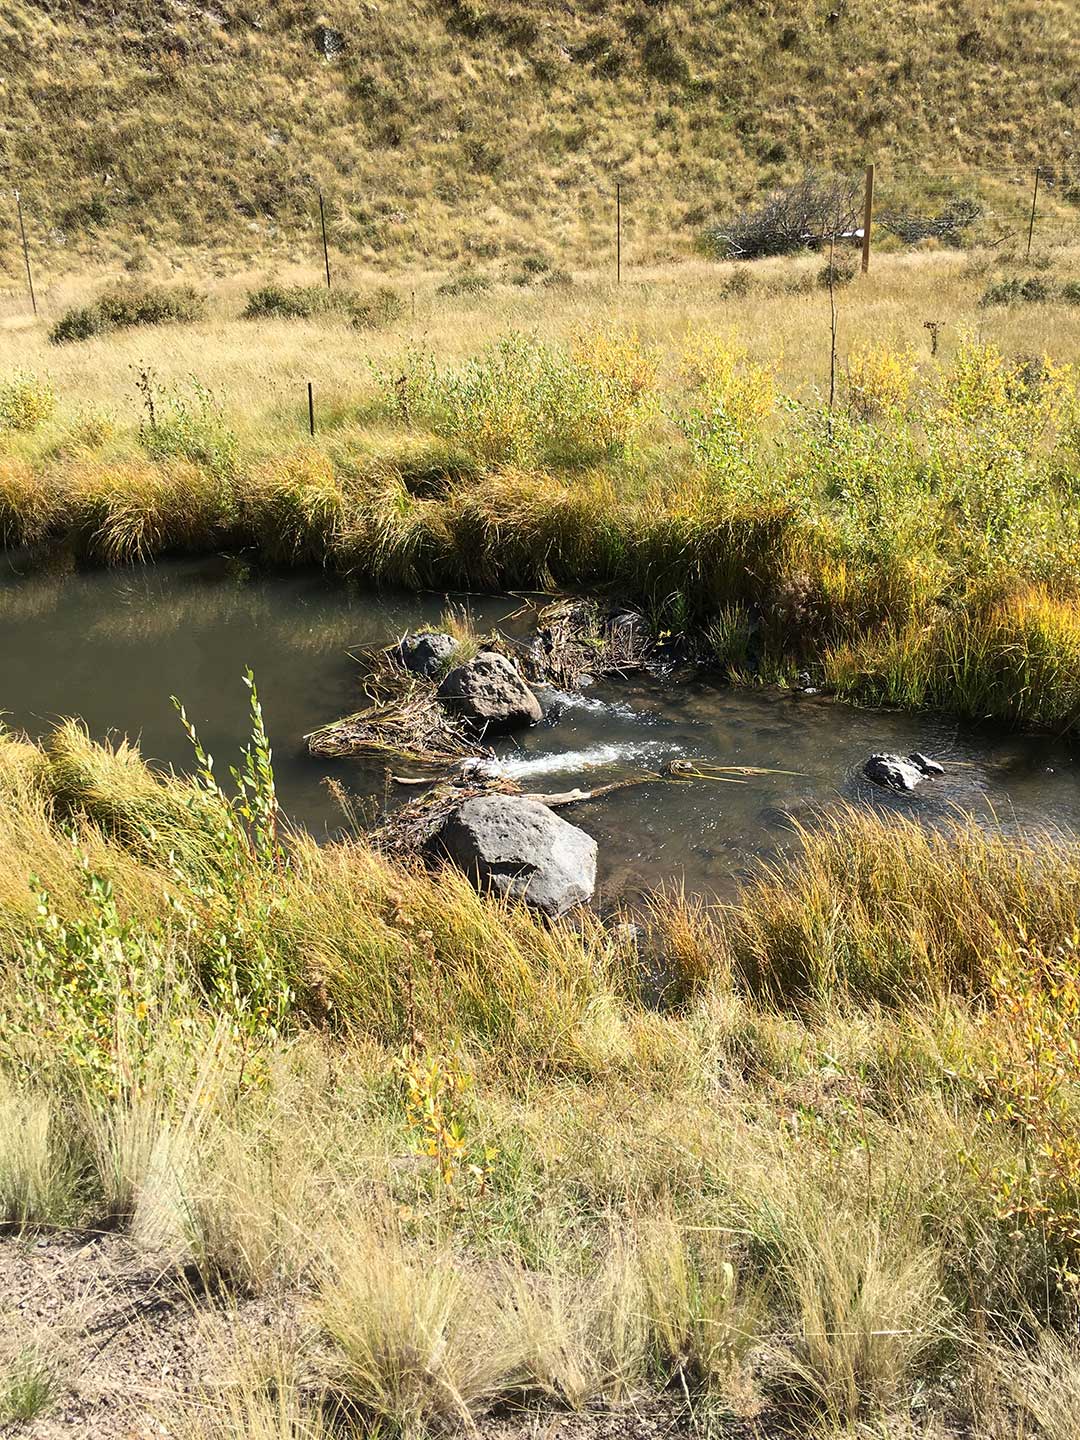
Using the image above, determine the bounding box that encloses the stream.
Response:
[3,555,1078,901]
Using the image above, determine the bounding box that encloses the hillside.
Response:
[3,0,1080,275]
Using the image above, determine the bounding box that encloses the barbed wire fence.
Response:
[5,161,1080,315]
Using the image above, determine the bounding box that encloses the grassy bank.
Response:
[3,684,1080,1435]
[5,250,1080,730]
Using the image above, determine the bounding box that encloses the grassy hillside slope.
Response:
[3,0,1080,274]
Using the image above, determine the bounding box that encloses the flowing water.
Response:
[4,555,1079,901]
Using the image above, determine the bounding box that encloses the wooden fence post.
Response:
[616,182,622,285]
[1026,166,1041,261]
[319,193,332,289]
[861,164,875,274]
[15,190,37,316]
[308,381,315,437]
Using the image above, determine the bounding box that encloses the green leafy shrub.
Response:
[818,253,857,289]
[49,283,207,344]
[980,276,1053,306]
[0,857,168,1099]
[138,376,240,481]
[0,371,56,432]
[379,331,657,465]
[242,283,403,328]
[436,270,492,297]
[1062,280,1080,305]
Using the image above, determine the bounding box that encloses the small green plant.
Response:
[171,670,293,1050]
[0,370,56,432]
[394,1038,495,1203]
[49,283,206,344]
[0,854,165,1099]
[0,1351,56,1423]
[137,372,239,480]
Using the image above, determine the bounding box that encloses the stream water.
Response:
[3,555,1078,901]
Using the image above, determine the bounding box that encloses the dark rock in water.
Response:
[433,794,597,917]
[864,752,945,791]
[313,23,346,56]
[437,650,543,732]
[607,608,647,639]
[397,631,457,679]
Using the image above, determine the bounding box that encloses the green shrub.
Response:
[1062,280,1080,305]
[48,283,207,344]
[509,254,572,288]
[242,283,329,320]
[242,283,403,329]
[139,379,240,481]
[436,270,492,297]
[379,331,657,466]
[817,254,857,289]
[0,371,56,432]
[980,276,1053,306]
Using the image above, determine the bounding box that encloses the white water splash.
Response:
[538,686,640,721]
[498,740,678,780]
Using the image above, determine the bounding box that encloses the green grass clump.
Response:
[436,270,493,297]
[49,283,207,345]
[0,1352,56,1423]
[242,282,403,328]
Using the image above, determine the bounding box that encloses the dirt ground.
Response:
[0,1232,719,1439]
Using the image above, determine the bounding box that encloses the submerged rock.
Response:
[864,752,945,791]
[436,650,543,732]
[397,631,457,679]
[433,794,597,917]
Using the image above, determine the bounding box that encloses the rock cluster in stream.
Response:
[863,752,945,792]
[393,635,597,914]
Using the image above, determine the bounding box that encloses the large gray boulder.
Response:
[436,650,543,732]
[397,631,457,679]
[864,752,945,792]
[433,794,597,917]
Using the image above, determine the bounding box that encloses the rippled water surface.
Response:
[4,557,1078,900]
